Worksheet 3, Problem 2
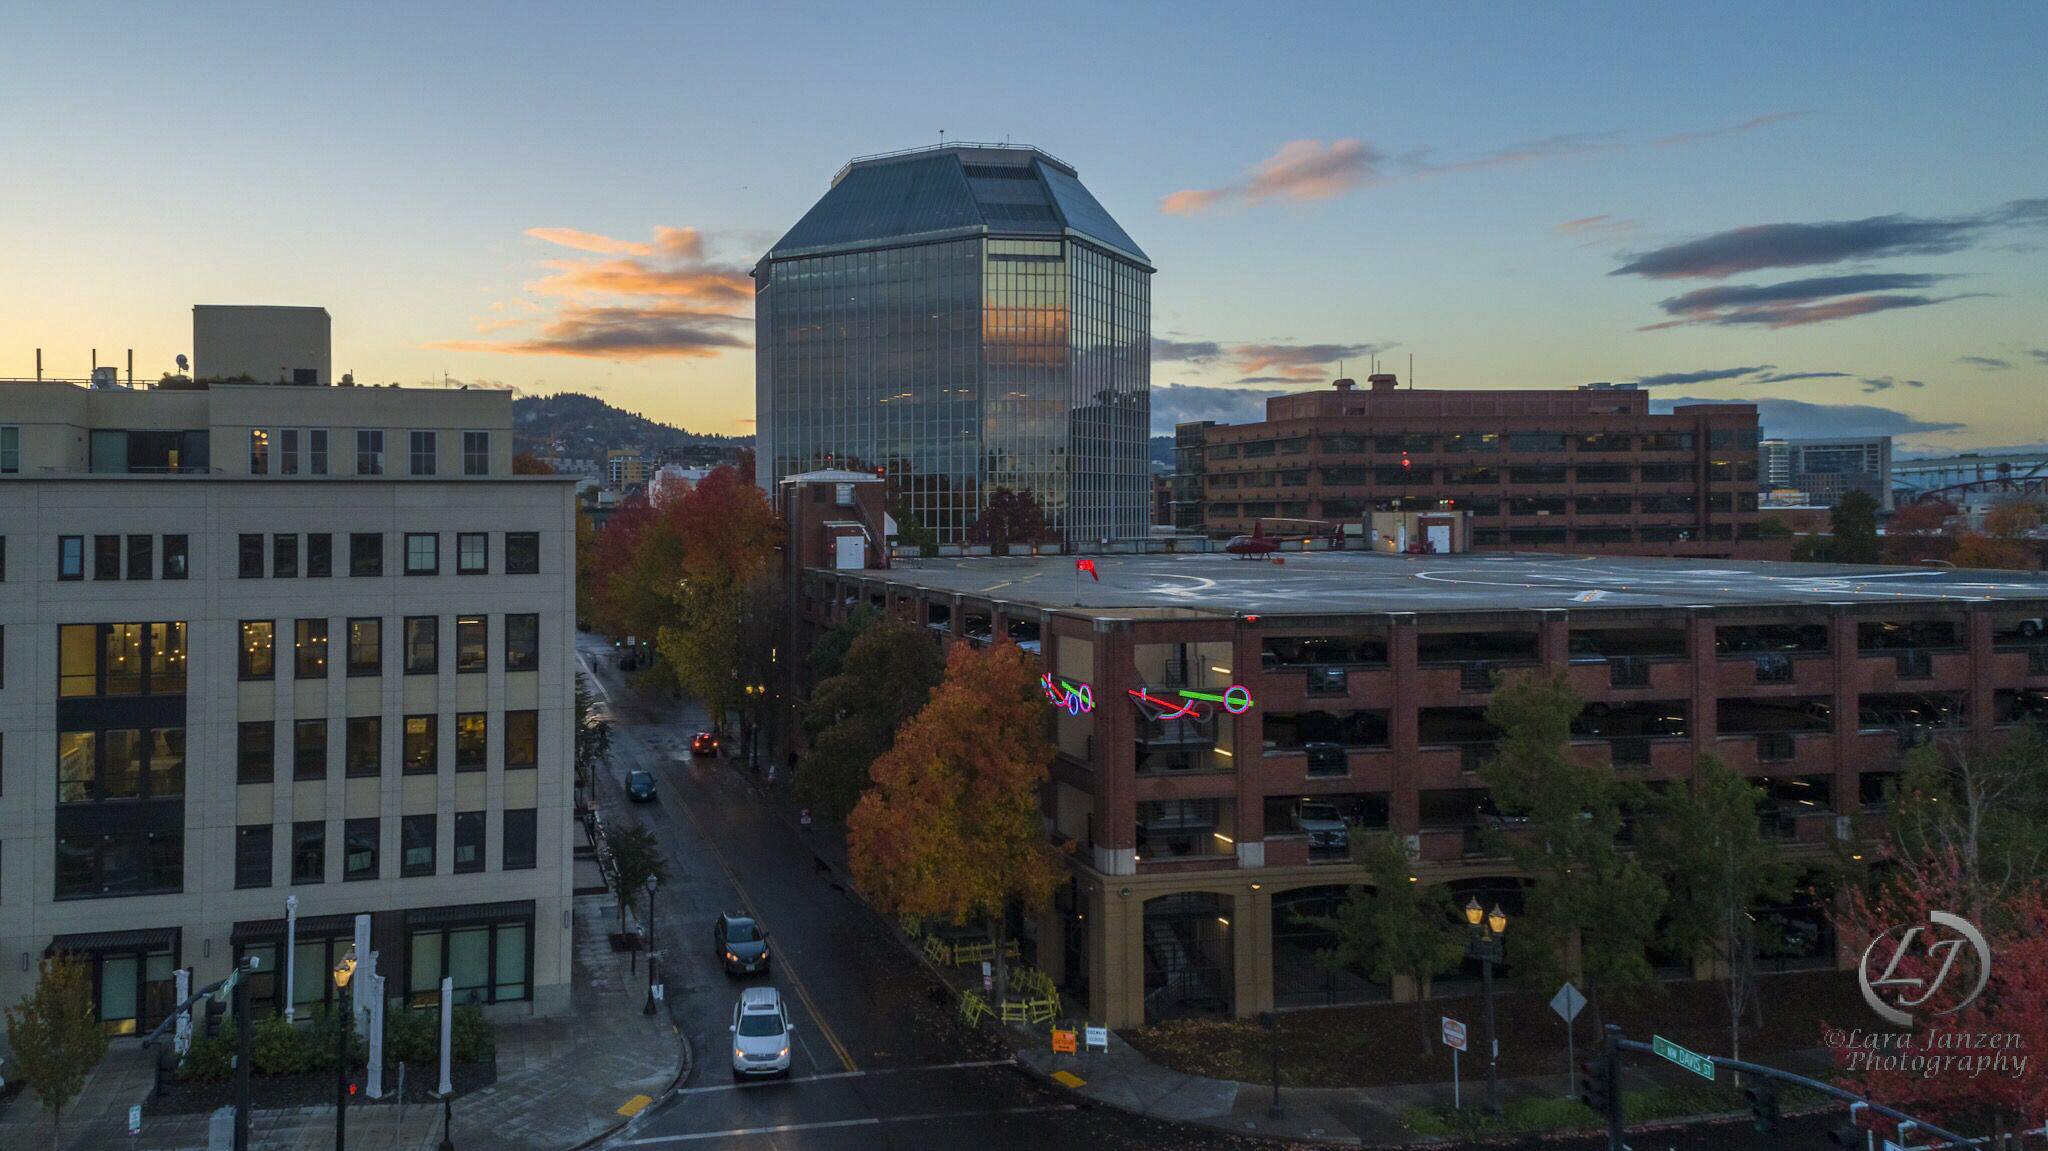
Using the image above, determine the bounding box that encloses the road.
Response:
[577,634,1859,1151]
[577,634,1262,1150]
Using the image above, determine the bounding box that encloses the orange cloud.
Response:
[1161,139,1378,215]
[527,258,752,306]
[431,302,748,359]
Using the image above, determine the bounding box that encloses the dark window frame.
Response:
[344,817,379,881]
[457,532,488,575]
[349,532,383,577]
[505,532,540,574]
[404,616,437,674]
[404,533,439,576]
[58,535,84,581]
[505,613,538,672]
[401,813,437,877]
[502,808,537,870]
[235,825,273,889]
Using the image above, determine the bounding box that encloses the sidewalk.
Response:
[0,894,686,1151]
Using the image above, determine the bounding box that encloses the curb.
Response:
[564,984,694,1151]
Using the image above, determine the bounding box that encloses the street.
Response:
[577,634,1257,1150]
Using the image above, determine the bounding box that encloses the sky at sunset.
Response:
[2,2,2044,453]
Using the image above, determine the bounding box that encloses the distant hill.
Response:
[512,392,751,467]
[1150,435,1174,471]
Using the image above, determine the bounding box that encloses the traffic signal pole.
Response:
[1603,1030,1980,1151]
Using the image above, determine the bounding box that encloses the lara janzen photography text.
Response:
[1828,908,2029,1080]
[1826,1028,2030,1081]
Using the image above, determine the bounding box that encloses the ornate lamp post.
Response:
[332,946,358,1150]
[1463,897,1508,1114]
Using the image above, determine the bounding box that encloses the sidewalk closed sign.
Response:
[1051,1029,1077,1054]
[1442,1017,1468,1051]
[1084,1026,1109,1051]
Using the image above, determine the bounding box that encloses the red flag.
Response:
[1076,558,1098,581]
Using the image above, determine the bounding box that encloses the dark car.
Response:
[715,912,770,975]
[690,730,722,757]
[625,770,657,803]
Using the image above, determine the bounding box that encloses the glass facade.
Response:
[756,146,1151,544]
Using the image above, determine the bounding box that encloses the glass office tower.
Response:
[754,145,1151,544]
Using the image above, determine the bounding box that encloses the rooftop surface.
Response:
[842,551,2048,617]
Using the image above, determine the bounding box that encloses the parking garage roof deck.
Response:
[833,552,2048,618]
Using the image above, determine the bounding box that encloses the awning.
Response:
[403,900,534,929]
[231,915,360,945]
[46,927,178,956]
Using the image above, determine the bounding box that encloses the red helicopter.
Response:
[1223,522,1280,557]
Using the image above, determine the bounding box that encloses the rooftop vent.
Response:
[1368,372,1399,391]
[1332,377,1357,391]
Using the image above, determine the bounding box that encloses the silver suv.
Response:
[729,986,793,1079]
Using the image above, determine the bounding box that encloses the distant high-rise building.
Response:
[1769,437,1893,511]
[753,144,1152,544]
[605,448,646,490]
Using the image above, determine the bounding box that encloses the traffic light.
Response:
[204,994,227,1038]
[1746,1078,1780,1135]
[1577,1053,1616,1119]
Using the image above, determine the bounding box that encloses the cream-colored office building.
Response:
[0,378,577,1034]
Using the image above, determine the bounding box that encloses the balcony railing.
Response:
[1138,714,1217,748]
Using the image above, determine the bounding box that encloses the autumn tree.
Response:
[1949,501,2042,570]
[650,467,781,727]
[573,507,597,627]
[1305,833,1468,1054]
[4,955,107,1148]
[589,497,668,643]
[807,605,879,684]
[511,452,556,475]
[1885,726,2048,918]
[798,620,944,821]
[1830,490,1882,564]
[847,642,1063,995]
[1889,499,1955,535]
[1635,754,1796,1063]
[605,826,670,935]
[966,487,1050,556]
[1478,670,1666,1025]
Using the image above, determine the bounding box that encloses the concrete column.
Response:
[1968,610,1995,735]
[1233,887,1273,1018]
[1389,614,1420,833]
[1536,609,1569,671]
[1689,614,1717,771]
[1089,885,1147,1029]
[1832,610,1859,809]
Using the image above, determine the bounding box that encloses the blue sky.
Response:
[2,2,2043,452]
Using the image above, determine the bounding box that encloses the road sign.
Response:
[1051,1029,1077,1054]
[1084,1026,1109,1051]
[981,960,993,992]
[652,984,664,1002]
[1442,1016,1468,1051]
[1549,982,1586,1023]
[128,1104,141,1136]
[1653,1034,1716,1081]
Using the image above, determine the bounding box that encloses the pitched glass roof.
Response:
[763,147,1149,265]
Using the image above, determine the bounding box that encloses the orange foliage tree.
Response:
[651,467,781,724]
[846,641,1063,995]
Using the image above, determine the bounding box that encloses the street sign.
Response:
[128,1104,141,1136]
[1051,1029,1077,1054]
[652,984,665,1002]
[1084,1026,1109,1052]
[1442,1016,1468,1051]
[1652,1034,1716,1081]
[1549,982,1586,1023]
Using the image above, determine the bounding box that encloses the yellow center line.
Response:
[671,781,860,1074]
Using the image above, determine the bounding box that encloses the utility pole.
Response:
[234,971,253,1151]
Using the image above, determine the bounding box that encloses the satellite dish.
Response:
[175,354,189,372]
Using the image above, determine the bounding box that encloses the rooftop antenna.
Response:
[939,128,945,146]
[1409,352,1414,388]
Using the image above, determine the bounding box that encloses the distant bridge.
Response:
[1894,452,2048,504]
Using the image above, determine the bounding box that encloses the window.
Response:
[273,534,299,578]
[457,532,487,575]
[294,619,328,678]
[503,809,537,870]
[504,710,538,768]
[306,533,331,577]
[409,431,437,476]
[404,533,438,575]
[308,429,329,475]
[95,535,122,580]
[162,535,188,579]
[294,719,327,780]
[345,717,382,777]
[505,614,538,671]
[125,535,152,581]
[404,616,437,673]
[249,429,270,474]
[407,917,529,1004]
[292,822,325,884]
[238,722,275,783]
[455,713,487,771]
[506,532,539,574]
[463,431,489,475]
[235,826,273,889]
[402,814,437,877]
[239,621,275,679]
[457,616,487,673]
[453,812,485,874]
[403,715,437,774]
[356,429,384,475]
[58,535,84,580]
[239,533,264,578]
[349,532,382,576]
[53,830,182,900]
[279,429,299,475]
[0,425,16,472]
[343,818,379,881]
[346,618,381,675]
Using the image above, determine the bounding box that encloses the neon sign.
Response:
[1041,673,1095,715]
[1127,684,1255,720]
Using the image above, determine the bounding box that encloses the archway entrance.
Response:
[1142,891,1233,1023]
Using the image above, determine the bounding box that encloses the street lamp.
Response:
[1462,897,1508,1114]
[332,946,358,1151]
[643,874,661,1016]
[1259,1010,1284,1121]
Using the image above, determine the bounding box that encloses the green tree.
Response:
[888,496,939,557]
[1635,754,1795,1063]
[1885,726,2048,920]
[1830,490,1881,564]
[807,605,879,684]
[847,642,1063,996]
[1478,670,1666,1025]
[965,487,1050,556]
[5,955,107,1148]
[1305,833,1468,1054]
[605,826,671,935]
[798,620,944,820]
